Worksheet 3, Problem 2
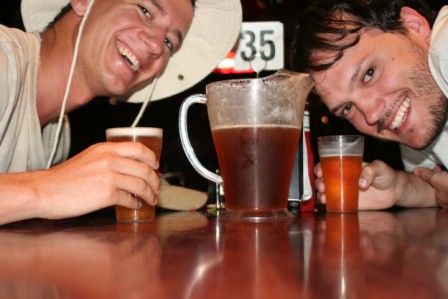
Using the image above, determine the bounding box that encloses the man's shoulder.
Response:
[0,24,39,55]
[0,25,40,76]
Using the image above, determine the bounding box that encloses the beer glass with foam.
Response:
[106,127,163,222]
[179,70,314,220]
[317,135,364,212]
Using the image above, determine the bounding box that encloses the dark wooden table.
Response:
[0,207,447,299]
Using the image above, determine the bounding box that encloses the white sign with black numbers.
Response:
[234,22,284,72]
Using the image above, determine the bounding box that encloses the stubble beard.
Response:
[407,46,448,150]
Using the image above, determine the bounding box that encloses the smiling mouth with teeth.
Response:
[389,98,410,130]
[118,46,141,72]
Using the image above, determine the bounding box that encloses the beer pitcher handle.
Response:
[179,94,223,184]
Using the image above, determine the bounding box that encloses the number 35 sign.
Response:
[234,22,284,72]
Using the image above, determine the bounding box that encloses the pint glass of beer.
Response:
[317,135,364,213]
[106,127,163,222]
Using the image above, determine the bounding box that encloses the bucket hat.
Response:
[21,0,242,102]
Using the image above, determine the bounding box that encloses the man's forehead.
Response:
[309,69,334,98]
[310,49,340,68]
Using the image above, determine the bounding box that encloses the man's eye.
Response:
[341,104,353,118]
[363,67,375,82]
[164,38,173,51]
[139,5,151,18]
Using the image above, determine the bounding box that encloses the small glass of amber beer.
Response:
[106,127,163,222]
[317,135,364,213]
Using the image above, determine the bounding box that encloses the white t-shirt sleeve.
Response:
[429,6,448,99]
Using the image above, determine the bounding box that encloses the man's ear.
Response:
[70,0,91,17]
[400,6,431,45]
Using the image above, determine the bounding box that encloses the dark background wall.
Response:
[1,0,445,198]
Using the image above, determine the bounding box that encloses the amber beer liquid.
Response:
[320,155,362,212]
[318,135,363,213]
[212,124,301,215]
[106,127,162,222]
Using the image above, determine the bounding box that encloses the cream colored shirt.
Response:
[0,25,70,172]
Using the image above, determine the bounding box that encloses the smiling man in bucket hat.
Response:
[0,0,242,225]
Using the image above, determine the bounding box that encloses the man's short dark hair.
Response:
[290,0,437,72]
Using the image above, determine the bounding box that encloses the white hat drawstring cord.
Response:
[131,77,158,127]
[46,0,95,169]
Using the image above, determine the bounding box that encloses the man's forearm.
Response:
[0,172,42,225]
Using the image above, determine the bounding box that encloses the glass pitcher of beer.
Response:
[179,70,314,220]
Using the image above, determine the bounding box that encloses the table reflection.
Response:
[159,217,301,299]
[0,228,161,298]
[356,209,447,299]
[307,213,364,298]
[0,209,448,298]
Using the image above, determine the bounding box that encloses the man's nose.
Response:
[139,30,164,59]
[356,95,386,126]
